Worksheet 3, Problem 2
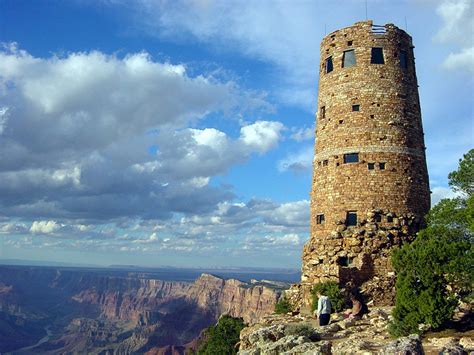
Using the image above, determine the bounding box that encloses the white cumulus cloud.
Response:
[30,220,60,234]
[239,121,285,154]
[435,0,474,73]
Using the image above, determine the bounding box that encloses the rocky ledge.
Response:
[238,307,474,354]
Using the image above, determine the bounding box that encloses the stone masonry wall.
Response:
[300,21,430,306]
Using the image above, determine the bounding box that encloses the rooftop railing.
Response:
[371,24,387,34]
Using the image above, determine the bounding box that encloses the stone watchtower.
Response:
[301,21,430,305]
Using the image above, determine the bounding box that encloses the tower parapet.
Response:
[301,20,430,305]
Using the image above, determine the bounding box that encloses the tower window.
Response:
[325,56,333,73]
[320,106,326,118]
[379,162,386,170]
[347,40,353,46]
[371,47,385,64]
[400,50,408,69]
[323,159,328,166]
[342,49,356,68]
[344,153,359,163]
[368,163,375,170]
[346,211,357,226]
[374,213,382,222]
[337,256,353,267]
[316,214,325,224]
[387,215,394,223]
[352,104,360,111]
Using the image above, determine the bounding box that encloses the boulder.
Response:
[339,318,357,329]
[382,334,424,354]
[282,340,332,354]
[439,344,467,355]
[246,324,286,345]
[259,335,310,355]
[332,338,372,353]
[459,337,474,352]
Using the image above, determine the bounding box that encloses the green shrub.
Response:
[274,296,293,314]
[196,315,245,355]
[389,234,460,337]
[389,149,473,337]
[310,281,345,313]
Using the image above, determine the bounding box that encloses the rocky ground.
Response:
[238,307,474,354]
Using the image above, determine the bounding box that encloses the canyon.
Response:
[0,265,285,354]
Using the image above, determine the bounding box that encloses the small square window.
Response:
[320,106,326,118]
[347,40,353,46]
[371,47,385,64]
[344,153,359,164]
[346,211,357,226]
[400,50,408,69]
[387,215,394,223]
[370,114,374,119]
[316,214,325,224]
[368,163,375,170]
[326,56,333,73]
[379,162,386,170]
[323,160,328,166]
[352,104,360,112]
[374,214,382,222]
[342,49,356,68]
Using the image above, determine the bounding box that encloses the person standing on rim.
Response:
[315,291,331,326]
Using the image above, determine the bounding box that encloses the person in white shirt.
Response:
[314,291,331,326]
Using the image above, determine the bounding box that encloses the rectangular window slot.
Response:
[337,256,353,267]
[344,153,359,164]
[320,106,326,118]
[387,216,394,223]
[346,211,357,226]
[326,56,333,73]
[400,50,408,69]
[370,114,374,118]
[352,104,360,111]
[339,119,344,124]
[342,49,356,68]
[316,214,325,224]
[368,163,375,170]
[371,47,385,64]
[323,160,328,166]
[379,162,386,170]
[374,214,382,222]
[347,40,353,46]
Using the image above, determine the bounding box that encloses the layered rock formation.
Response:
[71,273,279,325]
[0,266,281,353]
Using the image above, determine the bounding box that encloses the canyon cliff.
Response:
[0,265,282,353]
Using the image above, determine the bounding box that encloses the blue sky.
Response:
[0,0,472,268]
